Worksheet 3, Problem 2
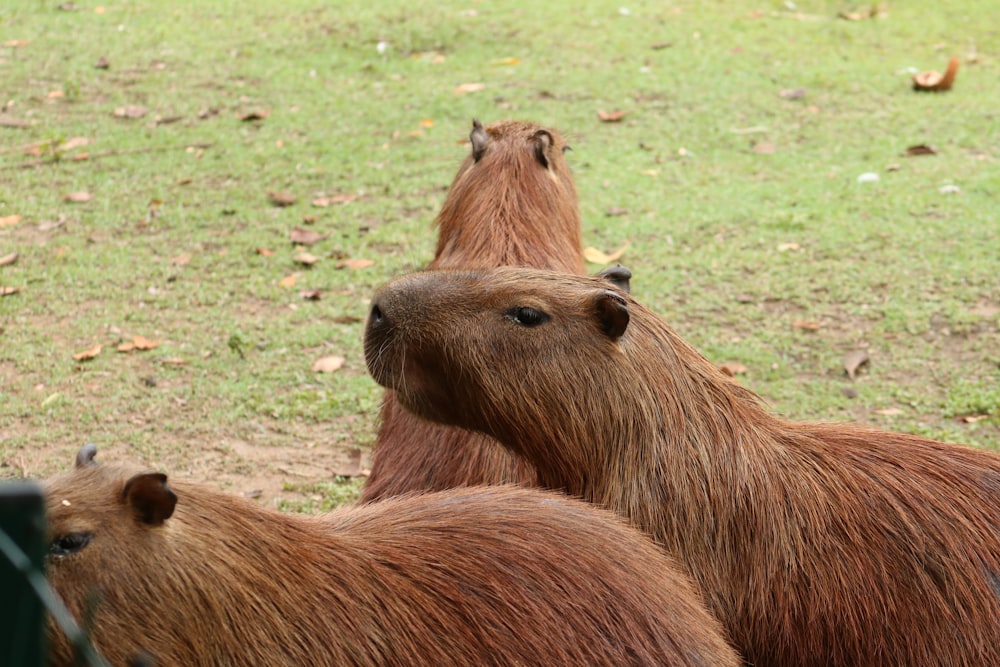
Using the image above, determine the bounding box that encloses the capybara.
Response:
[365,267,1000,667]
[363,118,586,501]
[43,446,740,667]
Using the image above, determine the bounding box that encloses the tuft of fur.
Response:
[43,457,739,667]
[363,119,584,502]
[366,267,1000,667]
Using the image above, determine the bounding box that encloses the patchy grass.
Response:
[1,0,997,510]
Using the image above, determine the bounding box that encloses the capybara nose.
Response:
[369,302,385,327]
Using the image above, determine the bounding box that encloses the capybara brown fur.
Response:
[42,447,740,667]
[363,118,585,502]
[365,267,1000,667]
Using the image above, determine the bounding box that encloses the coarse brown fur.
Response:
[365,267,1000,667]
[363,119,584,501]
[42,449,740,667]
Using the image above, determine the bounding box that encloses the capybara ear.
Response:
[75,443,98,468]
[596,264,632,294]
[532,129,553,169]
[122,473,177,526]
[470,118,488,162]
[593,290,630,341]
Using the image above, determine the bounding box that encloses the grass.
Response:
[1,0,997,510]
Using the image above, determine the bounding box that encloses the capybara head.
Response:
[432,118,583,272]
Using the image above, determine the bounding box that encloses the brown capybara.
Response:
[363,118,587,502]
[43,446,740,667]
[365,267,1000,667]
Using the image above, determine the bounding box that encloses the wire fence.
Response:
[0,481,111,667]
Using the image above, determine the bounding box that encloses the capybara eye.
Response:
[506,306,550,327]
[50,531,93,558]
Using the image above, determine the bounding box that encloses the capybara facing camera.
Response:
[362,118,588,502]
[43,446,739,667]
[366,266,1000,667]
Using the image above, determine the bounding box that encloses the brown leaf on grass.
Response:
[118,336,161,353]
[295,252,320,266]
[94,55,110,69]
[0,253,18,267]
[605,207,628,217]
[336,258,374,270]
[301,215,317,224]
[256,247,275,256]
[904,144,938,156]
[300,289,322,300]
[312,355,345,373]
[155,115,184,126]
[0,286,20,296]
[453,82,486,95]
[63,192,93,203]
[913,56,959,92]
[0,117,33,128]
[2,40,29,47]
[777,242,800,252]
[62,137,92,150]
[650,41,673,50]
[718,362,748,376]
[793,320,821,331]
[598,110,627,122]
[72,344,102,361]
[754,142,777,154]
[169,254,190,266]
[779,88,806,99]
[289,228,327,245]
[238,109,270,121]
[332,314,362,324]
[268,191,298,207]
[957,414,989,424]
[844,349,869,380]
[583,242,630,264]
[872,407,903,416]
[311,194,357,207]
[59,2,80,10]
[113,105,148,119]
[160,358,187,366]
[0,215,22,228]
[885,163,902,172]
[278,274,298,288]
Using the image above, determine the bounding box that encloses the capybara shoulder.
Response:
[43,448,739,667]
[365,266,1000,667]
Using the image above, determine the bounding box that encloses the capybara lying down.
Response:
[363,118,587,502]
[43,446,739,667]
[365,267,1000,667]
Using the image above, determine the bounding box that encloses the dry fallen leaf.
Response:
[958,414,990,424]
[278,274,298,288]
[598,110,627,122]
[118,335,161,352]
[332,315,362,324]
[256,247,275,256]
[312,355,345,373]
[583,242,630,264]
[419,118,435,128]
[872,407,903,416]
[268,191,297,207]
[300,289,322,300]
[490,57,521,66]
[336,258,374,270]
[718,362,748,376]
[844,349,869,380]
[0,253,18,267]
[779,88,806,99]
[113,105,148,119]
[289,228,327,245]
[160,358,187,366]
[311,194,357,207]
[605,207,628,217]
[793,320,821,331]
[170,254,190,266]
[754,142,777,155]
[0,215,22,228]
[63,192,93,203]
[295,252,320,266]
[238,109,270,121]
[904,144,938,156]
[777,242,800,252]
[453,82,486,95]
[63,137,92,150]
[913,56,959,92]
[73,344,102,361]
[94,55,110,69]
[0,286,20,296]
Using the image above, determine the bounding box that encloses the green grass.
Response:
[1,0,998,510]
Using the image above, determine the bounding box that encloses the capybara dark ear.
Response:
[122,473,177,526]
[75,443,98,468]
[596,264,632,294]
[593,290,630,341]
[532,129,553,169]
[470,118,488,162]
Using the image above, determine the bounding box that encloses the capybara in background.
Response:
[365,267,1000,667]
[363,118,586,502]
[43,446,740,667]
